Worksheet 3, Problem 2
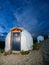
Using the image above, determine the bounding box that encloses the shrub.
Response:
[20,50,30,55]
[0,48,4,53]
[33,43,39,50]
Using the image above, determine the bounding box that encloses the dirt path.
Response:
[0,50,43,65]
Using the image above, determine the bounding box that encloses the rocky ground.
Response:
[0,49,43,65]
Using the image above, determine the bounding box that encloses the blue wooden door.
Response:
[12,32,20,51]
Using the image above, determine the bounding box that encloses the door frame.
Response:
[10,28,22,52]
[12,32,21,51]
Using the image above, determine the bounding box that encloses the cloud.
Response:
[0,0,49,36]
[0,24,6,33]
[14,8,38,30]
[13,0,49,36]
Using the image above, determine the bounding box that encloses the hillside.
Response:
[0,39,49,65]
[40,39,49,65]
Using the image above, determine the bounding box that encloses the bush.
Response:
[0,48,4,53]
[20,50,30,55]
[0,41,5,49]
[33,43,39,50]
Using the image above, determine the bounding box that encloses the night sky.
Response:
[0,0,49,37]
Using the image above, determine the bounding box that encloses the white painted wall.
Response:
[21,30,33,51]
[5,32,11,52]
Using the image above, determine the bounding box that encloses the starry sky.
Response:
[0,0,49,37]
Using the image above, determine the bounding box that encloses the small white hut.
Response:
[5,27,33,53]
[37,35,44,43]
